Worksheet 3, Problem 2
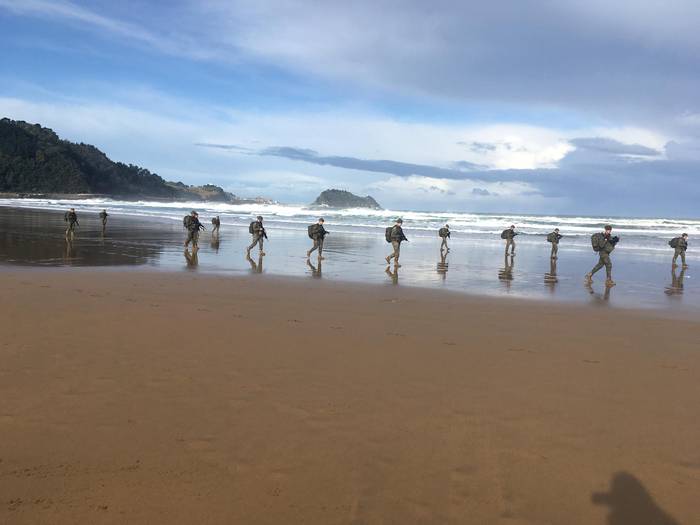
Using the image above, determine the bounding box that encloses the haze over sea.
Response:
[0,199,695,313]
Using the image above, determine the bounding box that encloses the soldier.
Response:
[183,210,205,249]
[585,225,619,287]
[307,218,328,259]
[64,208,79,239]
[211,216,221,236]
[438,224,451,252]
[247,215,267,255]
[501,225,518,255]
[385,218,408,267]
[98,209,108,233]
[547,228,563,259]
[670,233,688,268]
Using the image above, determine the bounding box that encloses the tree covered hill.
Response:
[0,118,241,202]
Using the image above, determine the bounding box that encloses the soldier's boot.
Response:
[682,264,689,269]
[385,255,392,264]
[260,251,266,256]
[672,262,678,268]
[306,250,311,258]
[605,279,616,287]
[584,273,593,283]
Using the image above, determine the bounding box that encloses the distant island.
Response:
[0,118,272,203]
[311,189,382,209]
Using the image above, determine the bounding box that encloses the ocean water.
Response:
[0,199,696,312]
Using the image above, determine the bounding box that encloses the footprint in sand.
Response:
[443,341,457,346]
[387,332,406,337]
[330,326,343,330]
[583,360,600,364]
[287,319,303,324]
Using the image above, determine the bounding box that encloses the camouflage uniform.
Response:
[590,235,616,279]
[247,221,265,252]
[503,229,516,255]
[439,227,450,251]
[184,216,203,248]
[211,217,220,235]
[386,225,407,263]
[64,211,78,237]
[672,237,688,266]
[548,231,562,258]
[308,224,327,256]
[99,210,108,232]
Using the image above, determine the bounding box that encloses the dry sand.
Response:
[0,270,698,524]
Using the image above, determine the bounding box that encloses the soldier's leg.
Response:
[308,239,319,256]
[673,248,679,264]
[590,255,606,275]
[681,249,686,266]
[603,253,612,279]
[259,237,265,254]
[193,231,199,248]
[318,238,324,257]
[247,234,258,252]
[392,240,401,263]
[511,238,516,254]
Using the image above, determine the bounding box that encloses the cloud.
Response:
[568,137,660,157]
[3,0,700,128]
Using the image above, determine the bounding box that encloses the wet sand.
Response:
[1,270,699,524]
[0,205,697,312]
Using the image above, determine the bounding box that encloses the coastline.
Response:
[1,269,699,523]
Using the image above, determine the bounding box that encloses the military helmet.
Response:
[396,218,403,224]
[257,215,263,221]
[604,225,613,231]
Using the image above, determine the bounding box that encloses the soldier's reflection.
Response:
[664,266,685,297]
[437,251,448,281]
[184,247,198,269]
[544,258,558,292]
[246,251,263,274]
[306,257,322,278]
[385,264,399,285]
[498,254,514,289]
[585,281,612,303]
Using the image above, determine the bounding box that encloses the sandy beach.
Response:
[1,269,698,524]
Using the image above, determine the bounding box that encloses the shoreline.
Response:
[1,270,698,524]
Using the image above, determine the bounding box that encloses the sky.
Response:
[1,0,700,216]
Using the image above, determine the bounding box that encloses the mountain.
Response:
[0,118,264,203]
[311,189,382,209]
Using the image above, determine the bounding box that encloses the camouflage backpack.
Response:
[385,227,393,243]
[249,221,257,234]
[546,232,557,243]
[591,232,605,252]
[500,229,510,239]
[308,224,319,239]
[439,227,449,238]
[183,215,193,229]
[669,237,679,248]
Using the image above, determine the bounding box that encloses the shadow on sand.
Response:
[592,472,680,524]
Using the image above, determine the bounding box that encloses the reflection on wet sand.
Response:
[246,252,264,274]
[664,266,686,297]
[183,247,199,269]
[0,206,167,266]
[385,265,399,285]
[498,254,514,289]
[210,234,220,254]
[585,282,612,304]
[544,258,558,292]
[437,251,448,280]
[306,257,322,278]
